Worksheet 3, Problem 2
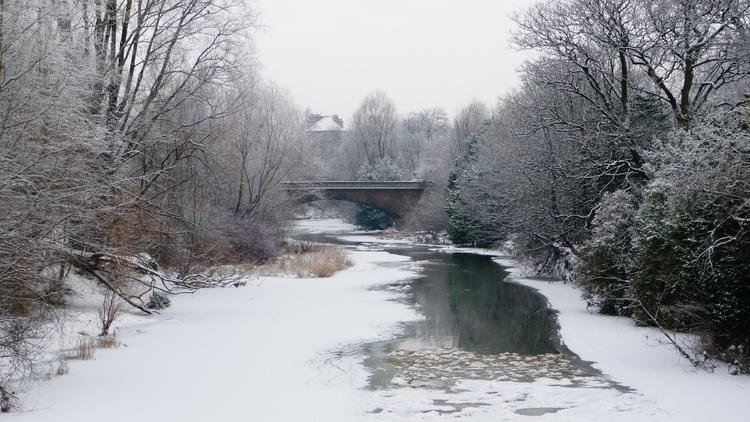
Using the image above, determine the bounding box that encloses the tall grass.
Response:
[265,245,352,278]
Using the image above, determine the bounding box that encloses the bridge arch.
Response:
[282,181,426,219]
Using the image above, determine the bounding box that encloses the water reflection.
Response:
[392,250,560,355]
[294,225,620,395]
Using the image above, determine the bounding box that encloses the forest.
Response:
[1,0,748,401]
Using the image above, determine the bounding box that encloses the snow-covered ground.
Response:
[14,229,421,420]
[494,257,750,422]
[10,218,750,421]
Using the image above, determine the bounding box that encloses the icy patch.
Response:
[385,349,604,389]
[361,376,661,421]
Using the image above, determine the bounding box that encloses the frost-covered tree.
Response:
[578,190,638,314]
[453,101,488,150]
[399,108,449,173]
[0,0,263,389]
[350,91,398,165]
[0,0,116,384]
[630,107,750,356]
[399,108,454,231]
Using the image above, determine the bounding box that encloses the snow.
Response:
[9,219,750,421]
[493,256,750,422]
[308,116,343,132]
[15,242,422,421]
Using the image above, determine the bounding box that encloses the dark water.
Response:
[387,248,561,355]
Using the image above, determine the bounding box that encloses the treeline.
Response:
[303,91,489,230]
[0,0,310,384]
[446,0,749,367]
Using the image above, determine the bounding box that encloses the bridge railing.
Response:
[282,180,427,190]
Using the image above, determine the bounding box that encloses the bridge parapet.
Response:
[282,180,426,190]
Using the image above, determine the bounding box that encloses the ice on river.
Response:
[10,218,750,421]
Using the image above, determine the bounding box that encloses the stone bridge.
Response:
[282,180,427,218]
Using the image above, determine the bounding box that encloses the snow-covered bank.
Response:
[12,236,422,420]
[491,256,750,421]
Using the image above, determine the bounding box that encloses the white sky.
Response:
[252,0,534,120]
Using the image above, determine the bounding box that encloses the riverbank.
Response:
[8,218,749,421]
[315,222,750,420]
[493,256,750,422]
[11,224,422,420]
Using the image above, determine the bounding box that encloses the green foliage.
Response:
[578,190,637,315]
[445,129,509,247]
[629,185,708,329]
[354,205,393,230]
[445,167,508,247]
[146,292,171,310]
[628,113,750,353]
[445,168,478,245]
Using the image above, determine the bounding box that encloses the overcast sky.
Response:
[252,0,534,121]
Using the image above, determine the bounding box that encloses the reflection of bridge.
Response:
[282,181,427,218]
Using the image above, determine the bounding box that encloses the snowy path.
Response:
[11,219,750,421]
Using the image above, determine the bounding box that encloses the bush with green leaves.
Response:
[578,190,637,315]
[146,292,171,310]
[629,111,750,354]
[445,167,507,247]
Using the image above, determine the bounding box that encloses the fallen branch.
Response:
[630,299,714,371]
[83,267,153,315]
[63,249,246,315]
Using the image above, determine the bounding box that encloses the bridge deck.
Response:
[282,181,426,190]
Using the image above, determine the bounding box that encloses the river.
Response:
[8,219,743,421]
[295,223,626,417]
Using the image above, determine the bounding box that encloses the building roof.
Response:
[307,115,344,132]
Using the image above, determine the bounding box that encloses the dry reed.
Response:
[264,245,352,278]
[74,336,95,360]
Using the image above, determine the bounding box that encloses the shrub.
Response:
[97,334,119,349]
[146,291,171,310]
[304,246,353,277]
[222,217,279,263]
[55,358,69,376]
[98,289,122,336]
[578,190,637,315]
[629,116,750,358]
[355,205,393,230]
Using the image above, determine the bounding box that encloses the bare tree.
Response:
[453,101,488,148]
[351,91,398,165]
[0,0,109,379]
[514,0,750,130]
[223,82,306,220]
[399,107,449,172]
[629,0,750,127]
[0,0,257,391]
